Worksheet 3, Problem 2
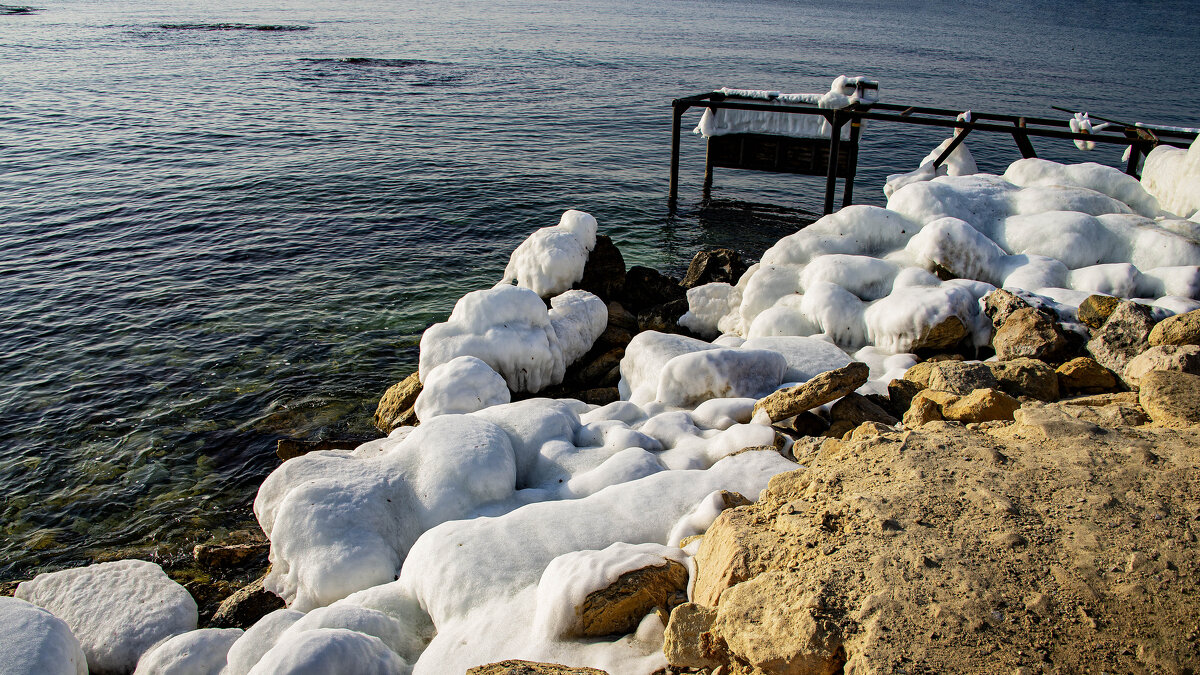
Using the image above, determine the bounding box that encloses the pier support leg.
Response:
[669,103,684,210]
[823,112,844,215]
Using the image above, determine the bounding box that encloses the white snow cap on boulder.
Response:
[419,285,606,394]
[132,627,242,675]
[15,559,198,675]
[0,596,87,675]
[501,209,598,296]
[414,355,510,422]
[1142,135,1200,219]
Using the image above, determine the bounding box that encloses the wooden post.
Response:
[823,111,844,215]
[1012,118,1037,158]
[843,117,862,207]
[669,102,685,208]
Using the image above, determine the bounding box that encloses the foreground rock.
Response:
[1138,370,1200,426]
[572,559,687,637]
[677,405,1200,674]
[1148,307,1200,346]
[373,372,422,433]
[1087,300,1157,373]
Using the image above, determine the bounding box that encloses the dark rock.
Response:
[577,349,625,385]
[620,266,684,313]
[1078,294,1122,330]
[829,393,899,427]
[578,387,620,405]
[193,542,269,569]
[681,248,748,289]
[1086,301,1157,373]
[993,308,1073,363]
[373,372,422,434]
[865,393,899,418]
[983,289,1032,331]
[208,574,286,629]
[276,437,370,462]
[775,411,830,438]
[638,298,691,335]
[986,357,1059,402]
[575,235,626,302]
[888,378,924,414]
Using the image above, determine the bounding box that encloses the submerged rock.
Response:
[373,372,422,434]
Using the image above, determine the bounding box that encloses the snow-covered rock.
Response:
[0,596,87,675]
[414,355,510,422]
[15,560,197,675]
[500,210,599,296]
[1141,136,1200,219]
[132,628,241,675]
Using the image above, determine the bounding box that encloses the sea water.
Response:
[1,0,1197,579]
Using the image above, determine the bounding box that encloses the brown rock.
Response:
[829,393,898,427]
[911,316,968,352]
[986,357,1059,401]
[902,390,957,427]
[1060,391,1139,407]
[887,378,924,413]
[1123,345,1200,387]
[577,349,624,385]
[577,387,620,405]
[1148,308,1200,347]
[208,575,285,629]
[682,248,749,289]
[572,559,688,637]
[1078,294,1122,330]
[193,542,269,569]
[605,301,638,333]
[276,437,369,462]
[1086,301,1157,373]
[1056,356,1119,395]
[663,602,721,668]
[903,362,936,388]
[993,308,1072,363]
[942,388,1021,423]
[1138,370,1200,426]
[753,362,870,423]
[575,234,625,302]
[983,289,1033,330]
[374,372,422,434]
[467,662,608,675]
[927,361,1000,395]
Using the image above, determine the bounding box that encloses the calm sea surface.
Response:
[1,0,1197,579]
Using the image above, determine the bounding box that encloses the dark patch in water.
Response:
[1,5,38,14]
[303,57,433,68]
[159,22,311,31]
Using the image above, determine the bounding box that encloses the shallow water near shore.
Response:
[1,0,1198,580]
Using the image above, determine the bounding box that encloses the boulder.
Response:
[983,289,1032,330]
[926,361,1000,396]
[829,393,898,427]
[577,387,620,405]
[775,411,830,438]
[1078,294,1122,330]
[910,315,968,352]
[595,302,637,349]
[663,602,721,668]
[572,559,688,637]
[576,348,625,387]
[467,661,608,675]
[1138,370,1200,426]
[619,266,684,313]
[682,248,749,289]
[902,362,936,388]
[208,575,285,630]
[1148,308,1200,347]
[993,308,1072,363]
[1086,301,1157,373]
[941,388,1021,423]
[1056,356,1119,395]
[753,362,870,423]
[902,390,958,428]
[986,357,1059,401]
[575,234,625,302]
[1123,345,1200,387]
[373,372,422,434]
